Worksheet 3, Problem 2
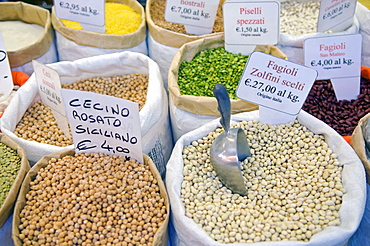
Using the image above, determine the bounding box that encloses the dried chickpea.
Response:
[18,153,167,245]
[61,74,148,111]
[14,101,73,147]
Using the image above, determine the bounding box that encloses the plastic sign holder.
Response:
[0,32,13,99]
[236,52,317,125]
[304,33,362,101]
[54,0,105,33]
[33,60,71,139]
[165,0,220,35]
[223,0,280,55]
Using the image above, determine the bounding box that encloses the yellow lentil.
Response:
[61,2,142,35]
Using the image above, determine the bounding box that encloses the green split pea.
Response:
[178,47,249,99]
[0,143,21,208]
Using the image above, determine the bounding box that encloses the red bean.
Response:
[302,78,370,136]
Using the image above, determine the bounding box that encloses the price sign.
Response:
[33,60,71,139]
[223,0,280,55]
[61,89,143,163]
[54,0,105,32]
[0,32,13,99]
[164,0,220,35]
[236,52,317,123]
[304,34,362,100]
[317,0,357,32]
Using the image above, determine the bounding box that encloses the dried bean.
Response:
[302,78,370,136]
[0,142,21,207]
[181,120,344,243]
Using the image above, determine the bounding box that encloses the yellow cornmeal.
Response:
[61,2,141,35]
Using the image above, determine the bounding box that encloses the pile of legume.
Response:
[61,73,148,111]
[14,101,73,147]
[150,0,224,35]
[61,2,142,35]
[178,47,248,99]
[18,152,167,245]
[302,78,370,136]
[0,142,21,208]
[181,119,344,243]
[280,0,323,35]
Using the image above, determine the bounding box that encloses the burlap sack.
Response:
[146,0,225,86]
[0,2,58,76]
[12,150,169,245]
[0,134,29,228]
[355,2,370,67]
[168,34,288,141]
[351,113,370,184]
[166,110,366,246]
[51,0,147,61]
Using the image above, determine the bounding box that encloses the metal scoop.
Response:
[210,84,251,195]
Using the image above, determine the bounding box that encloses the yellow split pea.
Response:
[61,2,142,35]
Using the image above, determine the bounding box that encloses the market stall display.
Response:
[168,34,287,141]
[0,2,58,76]
[166,110,366,245]
[12,150,169,246]
[0,52,173,181]
[51,0,147,61]
[0,134,30,229]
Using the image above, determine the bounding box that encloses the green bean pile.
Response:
[0,142,21,207]
[177,47,248,99]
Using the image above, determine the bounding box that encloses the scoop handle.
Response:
[213,84,231,133]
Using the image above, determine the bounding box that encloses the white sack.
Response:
[166,110,366,246]
[0,51,173,179]
[148,33,179,88]
[56,32,148,61]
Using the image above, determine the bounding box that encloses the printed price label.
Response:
[164,0,220,34]
[61,89,143,163]
[33,60,71,139]
[223,1,279,45]
[54,0,105,29]
[304,34,362,100]
[0,32,13,99]
[317,0,357,32]
[236,52,317,116]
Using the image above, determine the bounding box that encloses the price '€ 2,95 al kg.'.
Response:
[170,5,211,19]
[244,78,300,103]
[59,1,99,15]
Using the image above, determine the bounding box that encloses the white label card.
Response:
[0,32,13,98]
[164,0,220,35]
[223,1,280,46]
[61,89,143,164]
[33,60,71,139]
[317,0,357,32]
[304,34,362,100]
[54,0,105,32]
[236,52,317,118]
